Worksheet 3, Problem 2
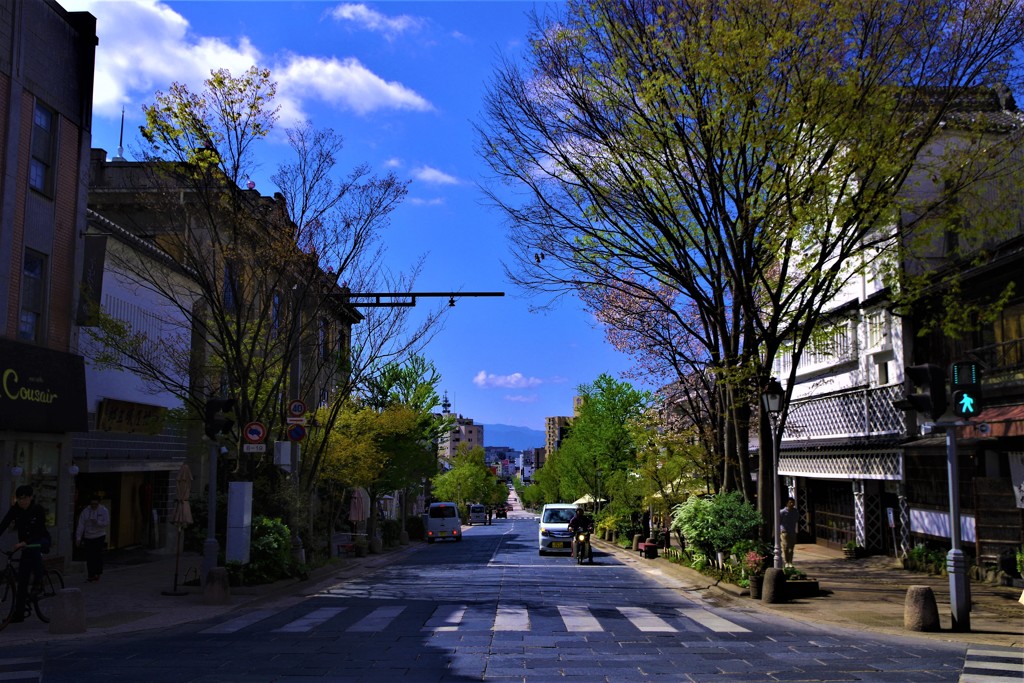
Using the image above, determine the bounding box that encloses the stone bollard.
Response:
[203,567,231,605]
[633,534,643,551]
[399,530,409,546]
[904,585,940,632]
[761,567,787,604]
[49,587,86,634]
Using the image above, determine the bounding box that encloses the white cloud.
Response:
[62,0,261,118]
[473,371,543,389]
[504,394,539,404]
[409,197,446,206]
[61,0,432,126]
[276,55,432,119]
[413,166,460,185]
[383,157,402,168]
[330,3,424,40]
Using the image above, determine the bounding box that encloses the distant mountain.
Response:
[483,424,546,450]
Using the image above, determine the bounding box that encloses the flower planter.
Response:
[749,574,764,599]
[843,547,857,560]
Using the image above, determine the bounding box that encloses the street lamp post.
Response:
[761,378,785,570]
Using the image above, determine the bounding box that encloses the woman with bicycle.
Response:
[0,485,51,623]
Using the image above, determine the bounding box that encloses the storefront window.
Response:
[11,441,58,526]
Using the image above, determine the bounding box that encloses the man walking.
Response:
[76,494,110,582]
[779,497,799,568]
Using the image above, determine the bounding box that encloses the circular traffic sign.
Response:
[287,423,306,442]
[243,421,267,444]
[288,399,307,417]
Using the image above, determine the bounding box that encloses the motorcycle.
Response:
[573,528,593,564]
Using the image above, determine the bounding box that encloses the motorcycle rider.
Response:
[568,506,594,562]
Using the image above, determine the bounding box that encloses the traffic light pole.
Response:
[941,422,971,632]
[202,442,220,585]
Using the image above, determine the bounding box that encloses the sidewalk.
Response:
[596,539,1024,649]
[0,542,425,648]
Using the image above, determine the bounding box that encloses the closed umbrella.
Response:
[349,488,370,522]
[163,463,193,596]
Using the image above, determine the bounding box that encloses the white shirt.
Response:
[76,504,110,542]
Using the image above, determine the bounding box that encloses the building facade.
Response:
[0,0,96,567]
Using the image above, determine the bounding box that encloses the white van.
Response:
[425,502,462,543]
[538,503,577,554]
[468,504,487,525]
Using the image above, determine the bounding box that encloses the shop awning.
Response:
[961,404,1024,439]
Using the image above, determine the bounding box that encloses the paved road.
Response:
[8,516,1013,682]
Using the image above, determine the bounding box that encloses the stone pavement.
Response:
[0,535,1020,651]
[596,539,1024,650]
[0,542,427,648]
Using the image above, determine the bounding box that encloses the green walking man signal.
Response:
[950,361,982,419]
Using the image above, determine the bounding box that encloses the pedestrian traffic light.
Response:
[950,361,982,419]
[899,364,948,421]
[204,397,236,440]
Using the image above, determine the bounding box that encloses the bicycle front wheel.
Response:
[0,573,16,630]
[32,569,64,623]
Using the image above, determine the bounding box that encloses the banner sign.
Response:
[0,338,87,433]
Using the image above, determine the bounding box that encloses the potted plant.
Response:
[843,540,858,559]
[744,550,768,599]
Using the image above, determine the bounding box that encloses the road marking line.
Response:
[200,608,277,634]
[964,661,1024,671]
[677,607,749,633]
[348,605,406,632]
[558,605,601,631]
[960,676,1024,683]
[424,604,467,631]
[965,648,1024,663]
[273,607,346,633]
[617,606,676,632]
[494,604,530,631]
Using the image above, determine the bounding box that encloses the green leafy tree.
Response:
[478,0,1024,525]
[431,446,501,509]
[554,374,651,505]
[321,356,447,551]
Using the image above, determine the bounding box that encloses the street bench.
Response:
[334,532,367,557]
[638,542,659,559]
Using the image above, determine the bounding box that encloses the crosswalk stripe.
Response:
[348,605,406,632]
[616,606,676,632]
[964,661,1024,672]
[960,647,1024,683]
[274,607,346,633]
[494,604,530,631]
[200,608,277,634]
[677,607,749,633]
[423,604,467,631]
[558,605,602,631]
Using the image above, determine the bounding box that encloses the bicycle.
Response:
[0,547,64,629]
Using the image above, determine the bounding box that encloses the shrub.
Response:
[672,492,762,566]
[224,515,294,585]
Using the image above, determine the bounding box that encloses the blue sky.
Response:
[63,0,650,432]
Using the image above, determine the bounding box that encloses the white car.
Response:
[538,503,577,554]
[425,502,462,543]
